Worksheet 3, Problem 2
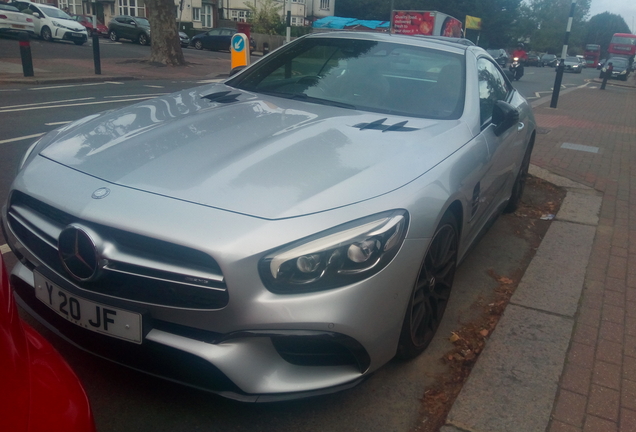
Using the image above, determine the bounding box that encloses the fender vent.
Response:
[353,118,418,132]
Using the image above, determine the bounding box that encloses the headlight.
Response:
[259,210,409,293]
[513,57,519,61]
[52,21,68,29]
[620,70,626,75]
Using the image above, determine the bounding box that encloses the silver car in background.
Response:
[3,32,535,402]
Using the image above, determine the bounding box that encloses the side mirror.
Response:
[492,100,519,136]
[229,65,247,76]
[32,12,40,18]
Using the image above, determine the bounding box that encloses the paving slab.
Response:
[511,221,596,317]
[445,304,573,432]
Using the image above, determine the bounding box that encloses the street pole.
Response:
[550,0,577,109]
[285,0,291,43]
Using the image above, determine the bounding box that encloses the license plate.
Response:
[71,32,83,37]
[34,272,142,343]
[12,24,26,29]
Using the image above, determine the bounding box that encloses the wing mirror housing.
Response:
[492,100,519,136]
[32,12,40,18]
[229,65,247,76]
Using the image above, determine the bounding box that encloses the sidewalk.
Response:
[0,40,242,84]
[443,75,636,431]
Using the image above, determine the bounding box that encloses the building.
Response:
[18,0,333,31]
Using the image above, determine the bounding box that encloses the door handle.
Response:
[517,122,525,131]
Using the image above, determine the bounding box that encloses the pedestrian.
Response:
[600,61,613,90]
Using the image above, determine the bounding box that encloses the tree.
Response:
[246,0,283,35]
[524,0,591,54]
[585,12,631,58]
[145,0,186,66]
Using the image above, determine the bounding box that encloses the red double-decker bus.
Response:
[608,33,636,57]
[583,44,601,68]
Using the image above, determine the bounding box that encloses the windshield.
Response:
[609,58,628,66]
[565,57,579,62]
[486,49,502,56]
[40,7,71,19]
[228,37,466,120]
[611,36,636,45]
[0,4,20,11]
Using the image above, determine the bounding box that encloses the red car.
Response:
[71,14,108,37]
[0,253,96,432]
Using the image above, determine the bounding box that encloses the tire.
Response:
[504,138,534,214]
[74,40,85,46]
[396,211,459,360]
[41,26,52,42]
[194,40,203,50]
[138,33,148,45]
[109,30,119,42]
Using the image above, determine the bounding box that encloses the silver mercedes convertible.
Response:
[2,32,535,401]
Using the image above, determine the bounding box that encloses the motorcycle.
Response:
[509,57,524,80]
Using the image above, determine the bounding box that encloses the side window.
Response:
[29,5,42,15]
[477,58,510,125]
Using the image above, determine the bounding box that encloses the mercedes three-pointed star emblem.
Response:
[58,224,100,281]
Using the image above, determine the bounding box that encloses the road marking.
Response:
[28,82,124,91]
[0,132,45,145]
[0,244,11,255]
[0,97,95,110]
[104,93,168,98]
[0,96,158,113]
[45,121,72,126]
[144,85,164,88]
[0,89,20,92]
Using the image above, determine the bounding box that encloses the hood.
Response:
[39,84,473,220]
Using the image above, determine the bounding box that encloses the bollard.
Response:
[600,63,612,90]
[18,32,34,77]
[262,42,269,55]
[92,33,101,75]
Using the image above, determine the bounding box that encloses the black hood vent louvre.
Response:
[202,91,241,104]
[353,118,419,132]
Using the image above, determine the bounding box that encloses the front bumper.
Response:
[3,157,426,400]
[55,28,87,43]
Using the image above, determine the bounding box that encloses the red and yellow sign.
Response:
[465,15,482,31]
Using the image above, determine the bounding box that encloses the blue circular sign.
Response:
[232,34,245,52]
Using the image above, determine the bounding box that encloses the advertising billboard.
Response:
[391,11,463,38]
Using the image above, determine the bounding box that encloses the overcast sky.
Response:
[589,0,636,33]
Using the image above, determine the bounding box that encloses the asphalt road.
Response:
[0,54,588,431]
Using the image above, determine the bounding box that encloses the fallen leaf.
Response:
[449,333,460,343]
[498,276,513,284]
[479,329,489,337]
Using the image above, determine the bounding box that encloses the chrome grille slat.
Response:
[8,191,229,309]
[9,204,63,249]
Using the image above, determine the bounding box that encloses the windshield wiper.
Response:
[258,91,356,109]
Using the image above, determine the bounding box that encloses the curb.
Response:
[441,166,602,432]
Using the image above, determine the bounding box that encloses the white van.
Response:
[11,1,88,45]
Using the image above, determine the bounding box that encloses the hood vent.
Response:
[201,91,241,104]
[353,118,419,132]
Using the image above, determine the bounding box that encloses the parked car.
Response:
[486,48,508,66]
[0,3,34,35]
[3,32,536,402]
[9,0,87,45]
[0,253,96,431]
[191,27,256,52]
[539,53,558,67]
[71,14,108,37]
[108,14,150,45]
[599,56,632,81]
[526,53,540,66]
[561,56,583,73]
[179,31,190,48]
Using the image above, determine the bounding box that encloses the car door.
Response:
[475,57,524,220]
[202,29,219,49]
[118,16,134,40]
[27,4,43,34]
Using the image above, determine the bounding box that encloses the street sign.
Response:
[231,33,250,70]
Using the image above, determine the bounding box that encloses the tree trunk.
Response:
[146,0,186,66]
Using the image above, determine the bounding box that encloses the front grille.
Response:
[8,191,229,309]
